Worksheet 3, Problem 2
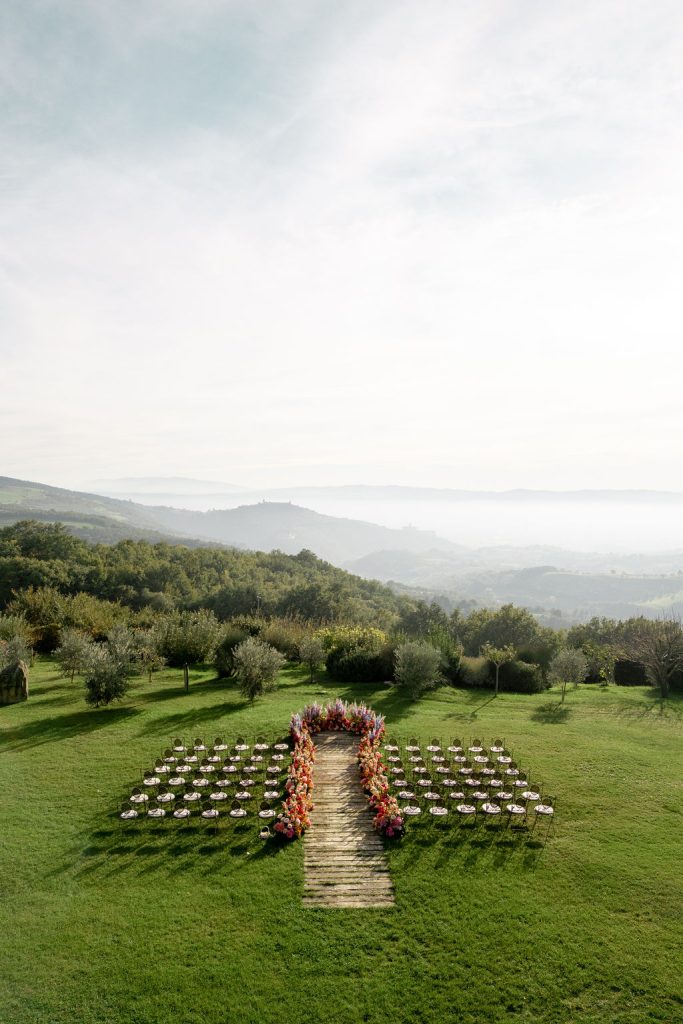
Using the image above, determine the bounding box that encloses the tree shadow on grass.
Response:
[530,702,571,725]
[134,676,237,705]
[135,699,253,737]
[0,706,140,752]
[602,690,683,722]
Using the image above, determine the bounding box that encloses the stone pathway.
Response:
[303,732,395,909]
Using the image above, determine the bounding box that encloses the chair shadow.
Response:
[530,702,571,724]
[62,815,272,882]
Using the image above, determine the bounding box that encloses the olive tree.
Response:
[298,634,326,683]
[136,628,166,683]
[83,626,137,707]
[480,642,516,696]
[548,648,588,703]
[55,628,93,681]
[394,640,443,700]
[0,635,32,669]
[233,636,285,702]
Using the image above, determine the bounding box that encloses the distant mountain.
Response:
[346,549,683,621]
[0,476,459,561]
[144,501,458,563]
[0,476,203,545]
[4,475,683,622]
[248,484,683,504]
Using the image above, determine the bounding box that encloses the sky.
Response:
[2,0,683,492]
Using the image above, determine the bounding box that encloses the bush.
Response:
[0,635,32,669]
[516,642,559,678]
[315,625,388,656]
[214,626,249,678]
[457,656,492,688]
[259,618,308,661]
[326,644,395,683]
[498,659,546,694]
[614,659,648,686]
[394,640,444,699]
[0,614,34,647]
[425,625,462,684]
[233,636,285,701]
[457,656,546,693]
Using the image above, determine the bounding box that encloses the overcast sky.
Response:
[2,0,682,491]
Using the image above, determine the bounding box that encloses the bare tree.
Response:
[628,616,683,698]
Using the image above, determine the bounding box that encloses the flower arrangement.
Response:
[273,731,315,840]
[275,700,403,840]
[358,733,404,838]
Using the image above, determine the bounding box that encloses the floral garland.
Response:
[274,700,403,840]
[273,731,315,840]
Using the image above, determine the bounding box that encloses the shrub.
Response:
[233,636,285,701]
[614,659,648,686]
[326,644,395,683]
[0,635,32,669]
[517,641,560,678]
[394,640,444,699]
[228,615,263,636]
[315,625,388,656]
[259,618,307,661]
[0,614,34,647]
[214,626,249,678]
[425,625,463,684]
[498,659,546,694]
[457,656,492,688]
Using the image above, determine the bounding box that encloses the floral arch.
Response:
[274,699,404,841]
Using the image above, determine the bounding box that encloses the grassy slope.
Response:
[1,663,682,1024]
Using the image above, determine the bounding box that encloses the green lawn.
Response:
[1,661,682,1024]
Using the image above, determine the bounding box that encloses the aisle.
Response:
[303,732,395,909]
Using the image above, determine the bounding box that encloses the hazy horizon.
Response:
[74,476,683,554]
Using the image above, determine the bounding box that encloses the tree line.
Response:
[1,520,682,705]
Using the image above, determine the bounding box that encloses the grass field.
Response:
[1,660,682,1024]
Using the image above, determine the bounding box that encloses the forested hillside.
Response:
[0,521,405,626]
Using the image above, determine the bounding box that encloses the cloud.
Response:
[1,0,683,489]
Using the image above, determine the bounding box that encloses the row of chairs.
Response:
[382,736,554,830]
[120,734,293,826]
[120,796,280,823]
